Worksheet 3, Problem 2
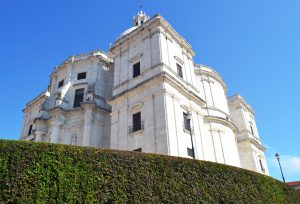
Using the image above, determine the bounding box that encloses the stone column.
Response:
[81,102,96,146]
[35,131,44,142]
[50,122,61,143]
[34,118,48,143]
[49,109,65,144]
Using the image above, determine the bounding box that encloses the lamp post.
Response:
[275,153,286,183]
[187,112,195,159]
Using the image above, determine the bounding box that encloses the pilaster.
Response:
[81,102,97,146]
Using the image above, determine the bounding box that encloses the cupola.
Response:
[132,10,149,27]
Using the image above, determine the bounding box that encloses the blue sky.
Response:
[0,1,299,182]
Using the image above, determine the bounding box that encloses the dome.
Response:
[119,26,137,38]
[117,11,149,40]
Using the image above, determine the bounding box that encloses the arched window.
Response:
[71,134,77,145]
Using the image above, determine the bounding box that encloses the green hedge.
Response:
[0,140,299,203]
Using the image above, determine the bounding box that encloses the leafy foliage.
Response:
[0,140,299,203]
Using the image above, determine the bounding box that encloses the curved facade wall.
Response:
[194,64,241,167]
[195,64,229,115]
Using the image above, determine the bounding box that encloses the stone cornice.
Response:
[162,72,206,107]
[34,117,48,123]
[51,50,113,78]
[238,137,266,151]
[203,106,231,118]
[163,63,200,93]
[80,101,97,111]
[228,94,255,115]
[44,102,110,117]
[112,62,161,91]
[204,115,238,133]
[24,91,50,111]
[194,64,227,92]
[238,129,261,141]
[107,70,206,107]
[110,14,195,57]
[112,62,200,94]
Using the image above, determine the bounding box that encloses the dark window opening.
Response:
[132,112,142,132]
[28,124,33,136]
[135,21,138,26]
[133,62,140,78]
[250,124,254,135]
[73,88,84,108]
[259,159,265,172]
[133,148,142,152]
[77,72,87,80]
[177,63,183,78]
[187,147,194,157]
[183,112,190,131]
[141,20,144,24]
[58,80,64,88]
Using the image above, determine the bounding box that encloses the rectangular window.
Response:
[73,88,84,108]
[187,147,194,157]
[77,72,87,80]
[133,148,142,152]
[183,112,190,131]
[250,125,254,135]
[133,62,140,78]
[177,63,183,78]
[249,122,254,135]
[259,159,265,172]
[58,80,64,88]
[27,124,33,136]
[132,112,142,132]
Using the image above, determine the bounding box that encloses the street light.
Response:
[187,112,195,159]
[275,153,286,183]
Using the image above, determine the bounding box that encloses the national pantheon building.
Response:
[20,11,269,175]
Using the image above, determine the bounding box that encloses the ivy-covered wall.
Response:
[0,140,299,203]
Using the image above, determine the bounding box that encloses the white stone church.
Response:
[20,11,269,175]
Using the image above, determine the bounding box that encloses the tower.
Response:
[107,11,241,168]
[228,95,269,175]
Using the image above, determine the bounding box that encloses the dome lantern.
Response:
[132,10,149,27]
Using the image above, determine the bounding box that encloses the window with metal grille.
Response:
[27,124,33,136]
[73,88,84,108]
[133,62,140,78]
[187,147,194,157]
[77,72,86,80]
[183,112,190,131]
[58,80,64,88]
[177,63,183,78]
[132,112,142,132]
